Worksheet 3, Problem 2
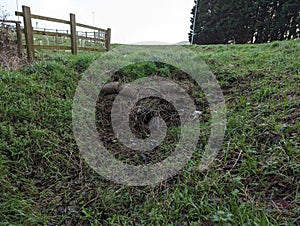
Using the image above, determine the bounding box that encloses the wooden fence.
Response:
[15,5,111,62]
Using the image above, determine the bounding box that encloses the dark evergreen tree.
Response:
[189,0,300,44]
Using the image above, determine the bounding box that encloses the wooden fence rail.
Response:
[15,5,111,62]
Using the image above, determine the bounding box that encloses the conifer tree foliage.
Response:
[189,0,300,44]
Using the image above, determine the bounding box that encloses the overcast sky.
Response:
[1,0,195,44]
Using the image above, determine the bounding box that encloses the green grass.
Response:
[0,39,299,225]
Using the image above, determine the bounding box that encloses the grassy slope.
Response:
[0,40,299,225]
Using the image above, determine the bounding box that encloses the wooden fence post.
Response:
[22,6,34,62]
[15,22,22,58]
[70,13,77,55]
[105,28,111,51]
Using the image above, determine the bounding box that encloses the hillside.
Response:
[0,40,299,225]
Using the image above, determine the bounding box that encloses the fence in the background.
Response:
[15,5,111,62]
[0,20,23,57]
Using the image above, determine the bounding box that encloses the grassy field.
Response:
[0,39,299,225]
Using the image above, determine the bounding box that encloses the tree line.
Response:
[189,0,300,44]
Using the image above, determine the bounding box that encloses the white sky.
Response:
[1,0,194,44]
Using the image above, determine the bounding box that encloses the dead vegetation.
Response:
[0,23,26,70]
